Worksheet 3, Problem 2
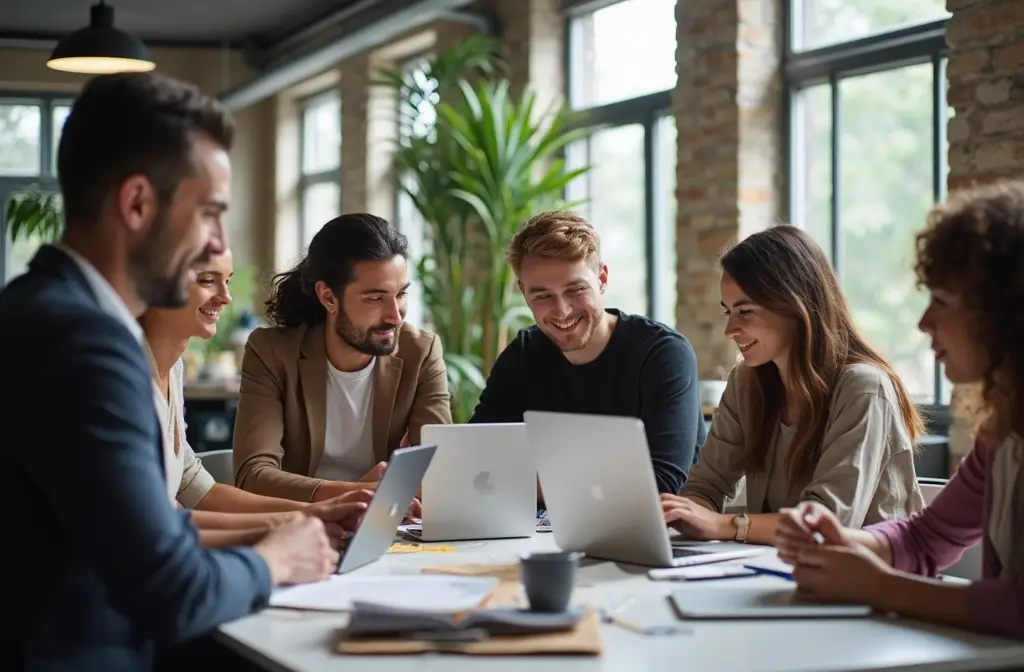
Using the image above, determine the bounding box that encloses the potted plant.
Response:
[375,36,591,421]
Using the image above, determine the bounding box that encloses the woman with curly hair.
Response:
[776,180,1024,639]
[661,224,925,545]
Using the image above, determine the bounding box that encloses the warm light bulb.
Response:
[46,55,155,74]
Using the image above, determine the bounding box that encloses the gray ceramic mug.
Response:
[519,551,581,613]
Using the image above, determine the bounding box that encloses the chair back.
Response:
[198,449,234,485]
[915,477,983,581]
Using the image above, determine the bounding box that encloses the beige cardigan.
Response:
[683,362,924,526]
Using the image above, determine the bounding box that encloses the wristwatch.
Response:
[732,512,750,542]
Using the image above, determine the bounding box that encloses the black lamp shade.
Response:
[47,3,154,74]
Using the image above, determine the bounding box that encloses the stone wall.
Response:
[674,0,783,379]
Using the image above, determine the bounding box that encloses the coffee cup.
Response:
[519,551,580,613]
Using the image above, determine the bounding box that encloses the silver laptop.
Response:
[524,410,763,568]
[336,444,436,574]
[412,423,536,541]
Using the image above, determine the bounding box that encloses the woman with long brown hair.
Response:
[661,224,925,545]
[777,181,1024,639]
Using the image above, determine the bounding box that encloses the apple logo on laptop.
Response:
[389,503,400,518]
[473,470,495,494]
[590,484,605,501]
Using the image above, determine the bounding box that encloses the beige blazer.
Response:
[683,362,924,527]
[232,322,452,501]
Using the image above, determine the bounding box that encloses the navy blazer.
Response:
[0,246,271,672]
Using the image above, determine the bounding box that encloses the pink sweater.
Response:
[868,442,1024,639]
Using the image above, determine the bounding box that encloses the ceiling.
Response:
[0,0,376,50]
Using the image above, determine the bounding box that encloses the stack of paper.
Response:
[268,575,498,613]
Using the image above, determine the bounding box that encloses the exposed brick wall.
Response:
[339,54,371,213]
[946,0,1024,189]
[944,0,1024,465]
[486,0,563,113]
[674,0,782,379]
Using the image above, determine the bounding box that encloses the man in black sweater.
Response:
[470,211,706,494]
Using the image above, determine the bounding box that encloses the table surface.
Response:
[217,535,1024,672]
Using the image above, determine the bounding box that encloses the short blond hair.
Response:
[505,210,601,275]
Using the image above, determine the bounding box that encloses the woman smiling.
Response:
[138,249,372,548]
[660,225,925,545]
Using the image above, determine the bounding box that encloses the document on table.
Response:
[268,575,499,612]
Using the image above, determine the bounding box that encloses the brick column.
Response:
[674,0,783,379]
[488,0,564,114]
[944,0,1024,466]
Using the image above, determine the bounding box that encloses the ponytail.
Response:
[264,262,325,327]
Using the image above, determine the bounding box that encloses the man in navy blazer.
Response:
[0,73,338,671]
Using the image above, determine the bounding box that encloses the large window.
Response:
[566,0,678,326]
[786,2,950,407]
[298,90,341,248]
[0,95,72,282]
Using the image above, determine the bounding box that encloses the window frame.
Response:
[563,0,677,324]
[782,3,950,423]
[297,88,341,248]
[0,92,75,282]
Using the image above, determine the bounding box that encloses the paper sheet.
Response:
[268,575,499,613]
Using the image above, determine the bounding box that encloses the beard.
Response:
[541,307,601,353]
[129,206,203,309]
[334,308,400,357]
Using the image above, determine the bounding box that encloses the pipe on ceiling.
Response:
[218,0,478,111]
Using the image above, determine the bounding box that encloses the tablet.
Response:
[670,585,873,619]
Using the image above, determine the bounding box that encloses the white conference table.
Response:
[217,534,1024,672]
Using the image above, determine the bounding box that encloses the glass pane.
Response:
[796,0,949,51]
[301,181,340,248]
[792,84,833,260]
[838,63,935,403]
[0,104,42,176]
[301,92,341,174]
[569,0,677,108]
[52,104,72,172]
[654,115,677,327]
[568,124,648,317]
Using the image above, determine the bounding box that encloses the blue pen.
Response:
[743,564,795,581]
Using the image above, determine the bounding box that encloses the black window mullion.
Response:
[829,73,841,276]
[643,113,656,319]
[931,53,946,406]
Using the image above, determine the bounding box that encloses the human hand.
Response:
[776,501,850,564]
[306,489,374,532]
[360,462,387,483]
[792,543,893,606]
[404,497,422,521]
[254,516,338,586]
[660,493,732,540]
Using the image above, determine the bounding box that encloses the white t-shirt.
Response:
[314,358,377,482]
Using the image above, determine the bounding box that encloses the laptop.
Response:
[523,410,764,568]
[336,443,437,574]
[409,423,536,541]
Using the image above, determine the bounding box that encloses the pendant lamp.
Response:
[47,1,155,74]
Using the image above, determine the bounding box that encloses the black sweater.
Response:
[469,309,706,494]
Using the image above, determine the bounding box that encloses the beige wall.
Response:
[0,45,275,272]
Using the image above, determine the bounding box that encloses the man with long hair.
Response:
[233,213,451,503]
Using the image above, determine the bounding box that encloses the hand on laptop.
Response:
[660,493,732,540]
[359,461,387,482]
[306,488,374,534]
[254,516,339,585]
